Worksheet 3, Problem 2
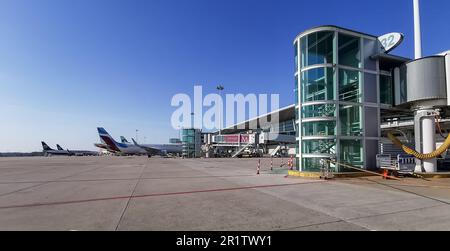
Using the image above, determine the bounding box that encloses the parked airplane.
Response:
[131,139,182,157]
[94,135,129,154]
[94,142,117,153]
[97,128,147,155]
[42,142,70,157]
[120,136,130,144]
[56,144,98,156]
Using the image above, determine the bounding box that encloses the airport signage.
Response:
[378,32,404,53]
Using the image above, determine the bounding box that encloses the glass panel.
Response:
[365,73,377,103]
[300,36,307,68]
[302,157,336,172]
[182,136,194,144]
[339,69,361,102]
[302,121,336,137]
[302,104,336,118]
[340,139,364,169]
[380,75,393,105]
[295,75,299,105]
[307,31,334,66]
[182,129,195,136]
[302,139,336,155]
[339,105,363,136]
[339,33,361,68]
[282,120,295,132]
[301,67,335,102]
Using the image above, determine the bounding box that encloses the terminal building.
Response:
[186,25,450,174]
[294,26,450,173]
[293,26,405,172]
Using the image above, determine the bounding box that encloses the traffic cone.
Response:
[271,157,273,171]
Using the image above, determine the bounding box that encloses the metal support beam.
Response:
[414,109,438,173]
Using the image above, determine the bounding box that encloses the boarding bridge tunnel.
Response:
[390,52,450,173]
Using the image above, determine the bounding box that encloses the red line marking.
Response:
[0,174,258,185]
[0,181,321,210]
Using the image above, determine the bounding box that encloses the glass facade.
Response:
[301,67,335,102]
[270,119,297,136]
[338,33,361,68]
[302,121,336,137]
[295,27,381,172]
[182,129,202,158]
[302,139,336,155]
[338,69,361,102]
[339,105,362,136]
[306,31,334,66]
[340,139,364,168]
[302,104,336,118]
[380,75,393,105]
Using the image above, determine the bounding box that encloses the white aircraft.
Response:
[97,128,147,155]
[131,139,182,157]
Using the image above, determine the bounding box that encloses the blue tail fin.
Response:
[97,127,121,152]
[120,136,129,143]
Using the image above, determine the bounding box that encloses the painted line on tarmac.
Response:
[0,181,323,210]
[0,165,114,198]
[0,174,259,185]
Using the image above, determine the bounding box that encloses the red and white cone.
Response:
[270,157,273,171]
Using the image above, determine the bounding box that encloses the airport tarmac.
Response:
[1,156,450,231]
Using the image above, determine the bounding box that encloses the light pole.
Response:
[216,85,224,135]
[413,0,422,59]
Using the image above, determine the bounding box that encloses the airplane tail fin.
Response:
[97,127,121,152]
[132,138,140,146]
[41,142,53,151]
[56,144,64,151]
[120,136,129,143]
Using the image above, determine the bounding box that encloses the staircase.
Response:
[232,143,252,158]
[270,145,282,157]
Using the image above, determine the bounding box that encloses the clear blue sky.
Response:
[1,0,449,152]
